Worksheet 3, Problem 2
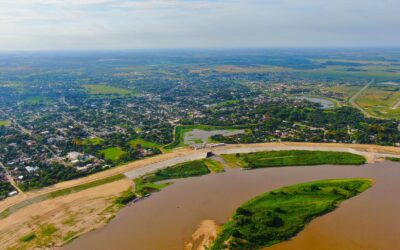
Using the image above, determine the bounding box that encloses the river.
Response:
[65,161,400,250]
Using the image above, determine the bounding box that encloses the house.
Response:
[66,152,83,161]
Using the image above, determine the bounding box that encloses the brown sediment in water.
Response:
[2,142,400,216]
[65,161,400,250]
[184,220,219,250]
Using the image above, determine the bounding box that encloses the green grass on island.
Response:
[83,84,136,96]
[203,158,225,173]
[221,150,366,169]
[210,178,373,250]
[134,159,213,196]
[386,157,400,162]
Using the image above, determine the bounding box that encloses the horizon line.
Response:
[1,46,400,53]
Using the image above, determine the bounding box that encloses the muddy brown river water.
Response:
[65,161,400,250]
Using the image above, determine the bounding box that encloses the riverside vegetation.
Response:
[134,159,219,196]
[221,150,366,169]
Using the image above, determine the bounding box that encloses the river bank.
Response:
[1,142,400,249]
[66,161,400,250]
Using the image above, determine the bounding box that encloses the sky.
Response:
[0,0,399,51]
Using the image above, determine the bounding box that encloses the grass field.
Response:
[25,96,53,105]
[221,150,366,169]
[134,159,212,196]
[99,147,127,162]
[355,86,400,120]
[210,178,373,250]
[326,85,362,98]
[82,137,104,146]
[215,65,292,74]
[0,120,11,126]
[129,138,160,150]
[203,158,225,173]
[300,68,400,81]
[83,84,136,96]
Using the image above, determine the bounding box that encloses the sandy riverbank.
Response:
[2,142,400,215]
[0,178,131,249]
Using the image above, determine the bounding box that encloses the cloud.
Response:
[0,0,399,50]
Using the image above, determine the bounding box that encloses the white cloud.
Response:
[0,0,399,50]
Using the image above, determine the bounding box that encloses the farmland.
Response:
[355,85,400,119]
[82,84,136,96]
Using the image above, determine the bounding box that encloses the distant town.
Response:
[1,49,400,199]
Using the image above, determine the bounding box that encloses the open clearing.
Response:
[99,147,127,162]
[82,84,136,96]
[184,129,245,146]
[0,120,11,127]
[355,85,400,119]
[129,138,160,150]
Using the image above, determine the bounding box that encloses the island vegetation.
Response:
[134,159,219,196]
[221,150,366,168]
[210,178,373,250]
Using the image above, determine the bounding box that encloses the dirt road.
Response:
[349,81,380,118]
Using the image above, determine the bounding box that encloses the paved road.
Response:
[0,162,25,196]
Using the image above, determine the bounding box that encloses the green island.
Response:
[134,159,224,196]
[221,150,366,169]
[210,178,373,250]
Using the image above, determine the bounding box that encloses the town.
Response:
[1,49,400,198]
